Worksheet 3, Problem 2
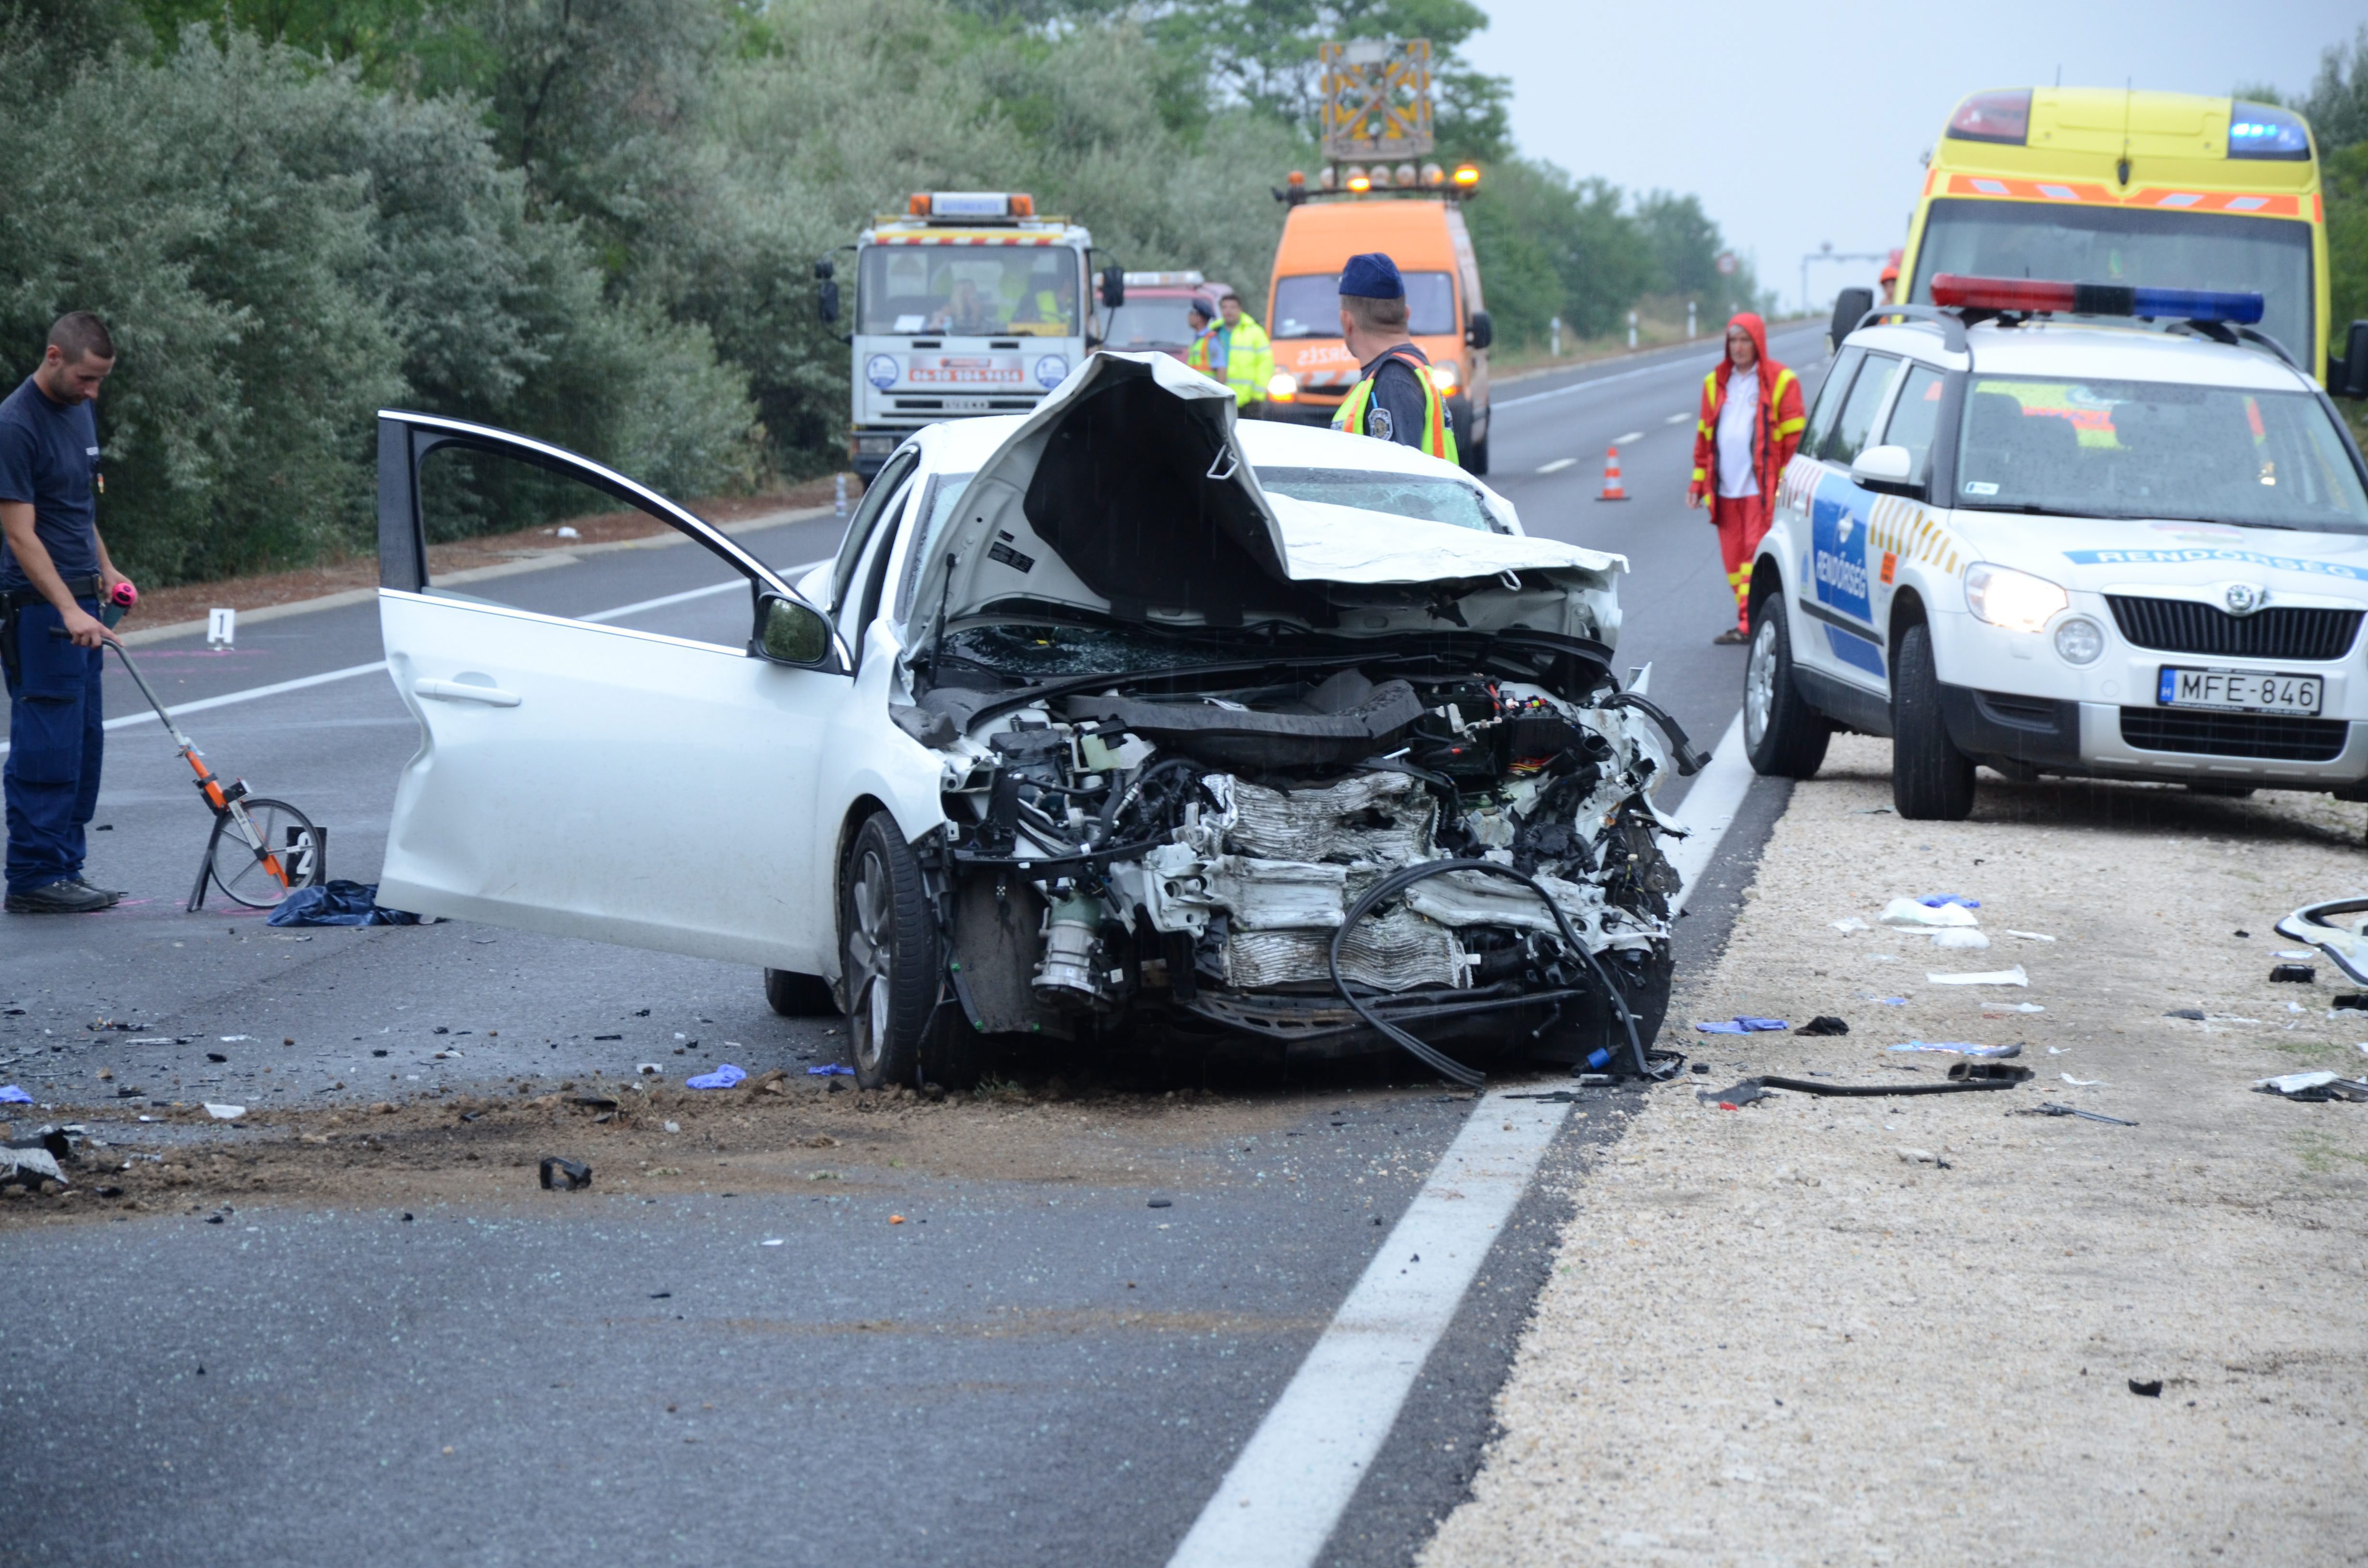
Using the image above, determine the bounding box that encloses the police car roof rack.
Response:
[1850,302,1968,355]
[2167,318,2300,372]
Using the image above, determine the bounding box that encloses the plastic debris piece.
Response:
[538,1156,592,1190]
[1863,995,1909,1006]
[1831,917,1870,933]
[806,1064,855,1076]
[2274,899,2368,984]
[0,1086,32,1105]
[0,1146,66,1186]
[220,1035,251,1043]
[2060,1073,2102,1086]
[1695,1078,1768,1108]
[2273,950,2318,960]
[1918,894,1980,908]
[2165,1009,2207,1021]
[2029,1102,2137,1126]
[2269,964,2316,983]
[1930,928,1991,950]
[2129,1379,2163,1397]
[2006,930,2056,942]
[2252,1071,2368,1102]
[266,880,421,927]
[1753,1074,2021,1098]
[1948,1061,2033,1083]
[685,1064,747,1090]
[1927,967,2028,987]
[1881,898,1978,929]
[1984,1003,2046,1015]
[1693,1017,1789,1034]
[1889,1041,2022,1057]
[202,1103,245,1120]
[1894,1146,1945,1166]
[761,1238,785,1247]
[2333,994,2368,1012]
[1794,1016,1850,1036]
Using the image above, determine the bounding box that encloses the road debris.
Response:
[0,1146,66,1188]
[807,1064,855,1077]
[203,1103,246,1120]
[2252,1071,2368,1103]
[1946,1061,2033,1083]
[1881,898,1979,929]
[1693,1017,1788,1034]
[1895,1146,1948,1166]
[1887,1041,2022,1057]
[2060,1074,2103,1086]
[1710,1074,2023,1100]
[1695,1078,1769,1108]
[1794,1016,1850,1036]
[1930,928,1991,949]
[2129,1379,2163,1397]
[685,1065,747,1090]
[2269,964,2316,983]
[538,1156,593,1190]
[1831,917,1870,932]
[266,880,422,927]
[2006,930,2056,942]
[2025,1102,2138,1126]
[2274,898,2368,984]
[0,1086,32,1105]
[1926,967,2029,987]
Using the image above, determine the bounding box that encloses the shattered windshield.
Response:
[1257,467,1499,532]
[934,623,1264,679]
[1956,378,2368,532]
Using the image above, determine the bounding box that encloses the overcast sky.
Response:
[1460,1,2364,313]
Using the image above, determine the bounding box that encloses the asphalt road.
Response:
[0,324,1828,1568]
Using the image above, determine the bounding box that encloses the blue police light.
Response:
[2227,102,2310,160]
[2125,284,2265,324]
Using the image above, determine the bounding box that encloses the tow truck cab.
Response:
[820,192,1120,480]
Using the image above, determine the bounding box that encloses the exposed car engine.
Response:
[913,633,1697,1085]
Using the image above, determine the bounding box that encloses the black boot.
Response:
[5,880,115,914]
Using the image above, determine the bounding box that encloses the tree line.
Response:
[4,0,1761,585]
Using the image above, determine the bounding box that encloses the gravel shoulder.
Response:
[1420,735,2368,1567]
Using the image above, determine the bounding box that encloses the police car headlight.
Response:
[1428,361,1459,392]
[1964,563,2068,634]
[2053,616,2104,665]
[1268,370,1299,402]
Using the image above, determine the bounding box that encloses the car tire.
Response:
[840,811,945,1090]
[1743,597,1830,779]
[1891,622,1976,820]
[763,968,838,1017]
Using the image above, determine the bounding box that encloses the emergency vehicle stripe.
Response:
[1945,175,2301,217]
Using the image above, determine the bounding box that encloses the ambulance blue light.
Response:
[2226,103,2310,161]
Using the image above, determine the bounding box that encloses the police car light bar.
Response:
[1929,273,2263,325]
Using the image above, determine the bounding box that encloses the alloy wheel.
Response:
[847,848,893,1076]
[1744,617,1778,748]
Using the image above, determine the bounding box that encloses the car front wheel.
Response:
[840,812,944,1089]
[1891,622,1976,820]
[1743,596,1830,779]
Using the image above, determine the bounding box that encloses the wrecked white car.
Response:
[372,353,1700,1088]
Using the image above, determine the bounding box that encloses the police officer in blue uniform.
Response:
[1332,252,1453,457]
[2,312,126,914]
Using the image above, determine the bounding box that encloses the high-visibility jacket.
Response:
[1688,312,1805,504]
[1184,324,1220,376]
[1217,317,1273,406]
[1332,346,1458,463]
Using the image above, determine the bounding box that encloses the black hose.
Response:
[1600,691,1711,774]
[1328,858,1663,1089]
[1098,757,1198,843]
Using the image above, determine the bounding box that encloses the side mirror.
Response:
[1100,265,1125,311]
[1829,286,1874,354]
[1849,442,1921,498]
[815,257,840,326]
[2333,319,2368,400]
[752,591,846,671]
[1465,308,1494,351]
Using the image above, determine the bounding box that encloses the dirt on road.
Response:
[1425,735,2368,1567]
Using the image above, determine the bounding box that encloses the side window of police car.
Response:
[1876,365,1949,485]
[1819,354,1903,470]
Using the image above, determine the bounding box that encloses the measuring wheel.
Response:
[203,797,322,909]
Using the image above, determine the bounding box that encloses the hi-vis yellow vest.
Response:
[1332,348,1456,462]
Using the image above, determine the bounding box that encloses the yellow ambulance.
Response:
[1892,89,2345,384]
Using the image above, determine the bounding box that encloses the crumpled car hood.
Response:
[904,351,1626,649]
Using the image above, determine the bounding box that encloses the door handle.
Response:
[413,678,521,708]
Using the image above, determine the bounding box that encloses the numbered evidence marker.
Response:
[207,606,237,648]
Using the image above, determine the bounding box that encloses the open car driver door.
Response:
[372,412,851,975]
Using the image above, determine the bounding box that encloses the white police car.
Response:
[1743,274,2368,818]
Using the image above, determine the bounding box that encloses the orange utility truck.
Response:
[1262,39,1495,474]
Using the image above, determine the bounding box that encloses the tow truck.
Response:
[817,192,1123,479]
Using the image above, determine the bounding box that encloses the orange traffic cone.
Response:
[1596,445,1629,502]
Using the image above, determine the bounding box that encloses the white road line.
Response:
[1665,411,1692,424]
[1166,707,1761,1568]
[1166,1090,1577,1568]
[1535,457,1577,475]
[1664,711,1753,916]
[2,559,834,756]
[1613,430,1643,445]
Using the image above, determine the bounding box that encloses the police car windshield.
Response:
[1256,468,1498,532]
[1954,378,2368,533]
[1910,200,2314,368]
[1271,273,1456,338]
[860,247,1080,337]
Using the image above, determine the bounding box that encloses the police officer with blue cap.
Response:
[2,311,127,915]
[1331,253,1456,462]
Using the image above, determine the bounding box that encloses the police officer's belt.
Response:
[2,576,102,611]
